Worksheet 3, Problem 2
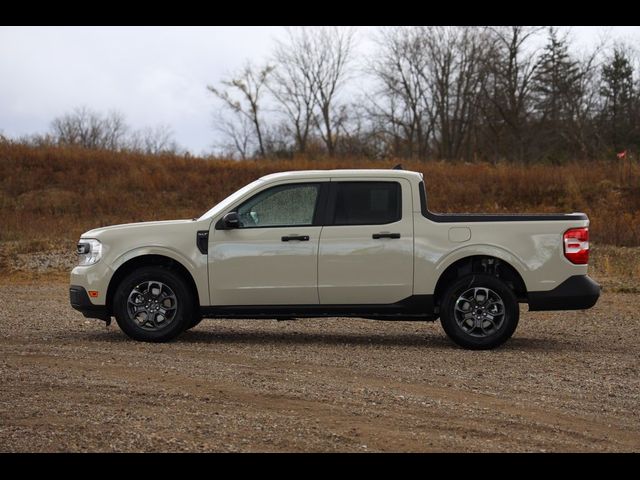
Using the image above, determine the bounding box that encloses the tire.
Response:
[113,266,195,342]
[439,274,519,350]
[184,316,203,331]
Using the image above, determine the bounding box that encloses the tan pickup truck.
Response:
[70,168,600,349]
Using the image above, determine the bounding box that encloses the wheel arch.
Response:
[106,254,200,315]
[433,254,527,308]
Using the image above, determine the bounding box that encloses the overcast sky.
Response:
[1,26,639,155]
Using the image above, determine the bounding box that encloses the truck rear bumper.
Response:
[70,285,110,321]
[528,275,601,311]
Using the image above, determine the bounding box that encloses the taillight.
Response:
[563,227,589,264]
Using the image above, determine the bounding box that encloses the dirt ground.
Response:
[1,280,639,452]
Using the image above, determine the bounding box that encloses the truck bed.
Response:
[418,182,588,222]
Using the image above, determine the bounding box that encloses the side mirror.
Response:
[216,211,240,230]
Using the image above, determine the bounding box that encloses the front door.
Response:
[318,178,414,305]
[208,181,327,306]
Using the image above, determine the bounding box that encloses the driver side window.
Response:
[236,183,320,228]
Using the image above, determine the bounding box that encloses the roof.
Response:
[259,169,423,182]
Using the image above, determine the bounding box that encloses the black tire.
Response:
[440,274,519,350]
[184,316,204,331]
[113,266,194,342]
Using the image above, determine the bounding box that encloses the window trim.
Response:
[216,182,328,230]
[325,181,402,227]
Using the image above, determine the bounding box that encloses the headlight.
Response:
[76,239,103,265]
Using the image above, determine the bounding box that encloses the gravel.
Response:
[0,281,639,452]
[4,249,76,273]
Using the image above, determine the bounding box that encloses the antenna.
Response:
[392,164,403,170]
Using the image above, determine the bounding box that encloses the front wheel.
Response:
[440,274,519,350]
[113,266,194,342]
[184,316,203,331]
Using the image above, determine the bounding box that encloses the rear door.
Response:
[317,178,414,304]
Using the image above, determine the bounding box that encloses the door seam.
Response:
[316,226,323,304]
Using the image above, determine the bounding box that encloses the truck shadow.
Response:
[181,329,453,349]
[81,327,571,351]
[175,329,569,351]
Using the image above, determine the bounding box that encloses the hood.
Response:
[82,219,198,239]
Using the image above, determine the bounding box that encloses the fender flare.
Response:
[111,245,198,274]
[434,243,531,291]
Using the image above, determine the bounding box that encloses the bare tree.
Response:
[423,26,490,160]
[212,110,254,160]
[571,52,604,157]
[51,106,128,150]
[129,124,180,155]
[368,26,434,159]
[309,26,355,155]
[50,107,186,155]
[269,30,318,154]
[273,26,355,156]
[480,26,544,162]
[208,62,273,158]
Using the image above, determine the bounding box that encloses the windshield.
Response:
[198,178,265,221]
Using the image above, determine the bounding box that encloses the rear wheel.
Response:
[440,274,519,350]
[113,266,194,342]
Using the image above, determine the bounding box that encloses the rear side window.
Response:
[332,182,401,225]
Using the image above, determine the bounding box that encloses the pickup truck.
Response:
[70,168,600,349]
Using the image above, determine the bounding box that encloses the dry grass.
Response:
[589,245,640,293]
[1,141,639,251]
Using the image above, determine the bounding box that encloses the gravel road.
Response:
[1,281,639,452]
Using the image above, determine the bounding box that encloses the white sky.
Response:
[1,26,639,155]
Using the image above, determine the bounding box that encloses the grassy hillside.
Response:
[1,141,639,251]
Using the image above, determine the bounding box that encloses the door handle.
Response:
[281,235,310,242]
[372,232,401,239]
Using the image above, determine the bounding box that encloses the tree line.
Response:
[18,106,183,155]
[210,26,640,163]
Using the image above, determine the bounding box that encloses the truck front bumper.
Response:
[70,285,110,321]
[528,275,601,311]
